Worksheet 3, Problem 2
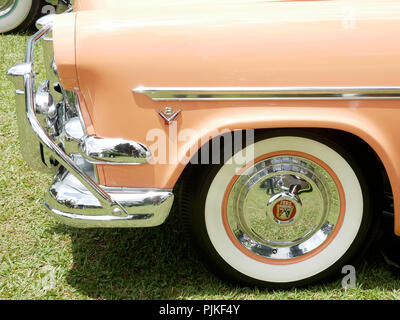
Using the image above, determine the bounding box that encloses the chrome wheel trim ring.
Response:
[205,136,363,283]
[224,153,343,261]
[0,0,16,17]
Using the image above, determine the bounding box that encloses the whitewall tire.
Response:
[180,130,379,287]
[0,0,43,34]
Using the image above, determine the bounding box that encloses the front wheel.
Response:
[180,130,379,288]
[0,0,44,34]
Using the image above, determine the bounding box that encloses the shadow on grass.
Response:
[50,212,239,299]
[50,211,400,299]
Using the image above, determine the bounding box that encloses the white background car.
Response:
[0,0,69,33]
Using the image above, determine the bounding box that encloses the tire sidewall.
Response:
[0,0,35,33]
[190,130,376,288]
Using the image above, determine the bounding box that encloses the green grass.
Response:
[1,33,400,300]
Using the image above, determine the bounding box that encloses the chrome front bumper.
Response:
[6,16,174,228]
[46,168,174,228]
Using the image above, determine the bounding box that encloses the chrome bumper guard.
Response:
[46,169,174,228]
[7,16,174,228]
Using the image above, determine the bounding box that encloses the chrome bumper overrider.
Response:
[7,16,174,228]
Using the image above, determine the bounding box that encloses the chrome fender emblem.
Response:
[158,107,181,125]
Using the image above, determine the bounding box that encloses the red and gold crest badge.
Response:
[272,199,297,222]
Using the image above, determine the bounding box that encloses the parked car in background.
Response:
[6,0,400,288]
[0,0,70,33]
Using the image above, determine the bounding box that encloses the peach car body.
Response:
[64,0,400,232]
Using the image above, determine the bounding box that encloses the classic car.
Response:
[0,0,70,33]
[6,0,400,288]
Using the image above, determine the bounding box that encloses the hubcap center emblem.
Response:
[272,199,297,222]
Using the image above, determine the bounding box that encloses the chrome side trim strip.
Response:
[133,86,400,101]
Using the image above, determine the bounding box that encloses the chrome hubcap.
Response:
[225,154,342,261]
[0,0,16,17]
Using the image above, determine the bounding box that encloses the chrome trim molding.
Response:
[61,117,84,155]
[35,14,56,30]
[133,86,400,101]
[45,170,174,228]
